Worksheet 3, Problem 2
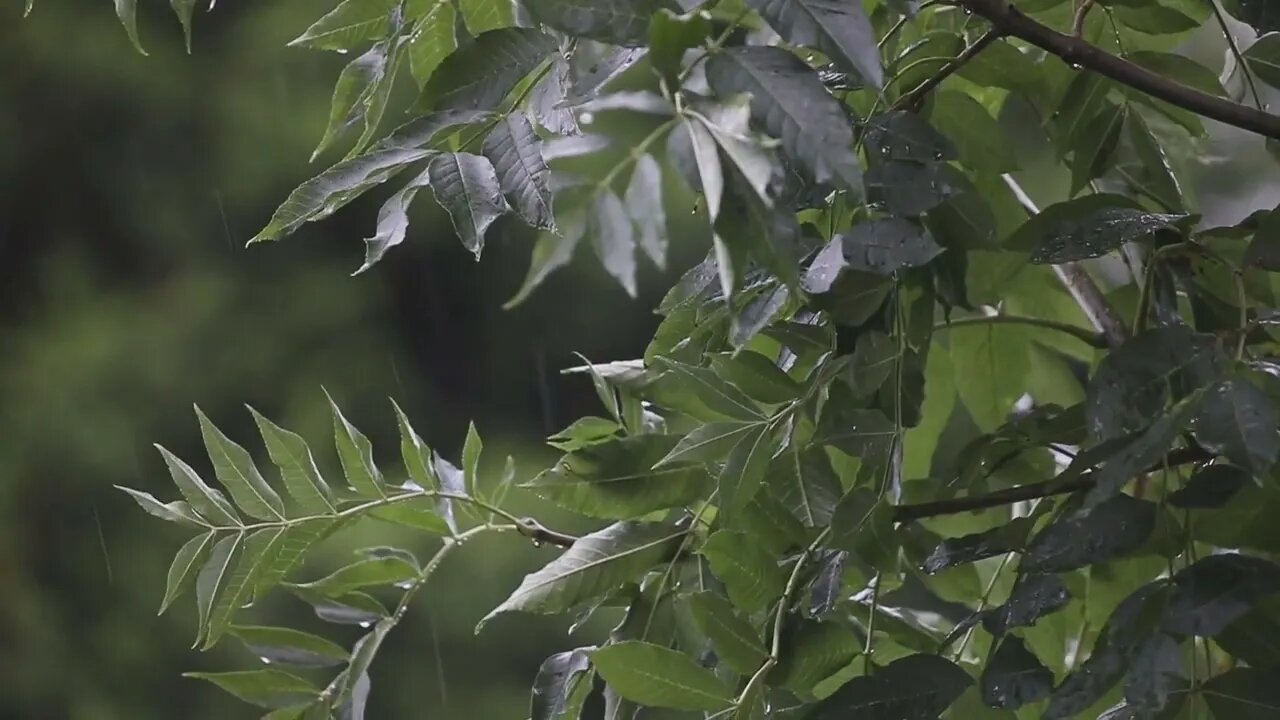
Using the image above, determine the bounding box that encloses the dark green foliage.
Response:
[77,0,1280,718]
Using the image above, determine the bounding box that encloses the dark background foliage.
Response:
[0,4,706,718]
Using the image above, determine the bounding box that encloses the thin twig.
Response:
[1071,0,1096,37]
[1210,0,1264,110]
[935,314,1108,348]
[892,447,1210,523]
[961,0,1280,139]
[896,28,1004,110]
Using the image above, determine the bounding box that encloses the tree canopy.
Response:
[39,0,1280,718]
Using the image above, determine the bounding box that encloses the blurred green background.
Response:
[0,3,706,718]
[5,3,1280,719]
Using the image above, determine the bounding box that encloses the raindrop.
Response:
[358,621,373,628]
[532,538,544,548]
[395,581,414,590]
[880,146,891,156]
[1068,62,1083,71]
[260,657,272,665]
[335,48,349,55]
[579,111,595,125]
[933,150,944,160]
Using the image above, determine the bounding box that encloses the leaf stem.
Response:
[227,489,577,547]
[735,527,830,708]
[934,314,1108,348]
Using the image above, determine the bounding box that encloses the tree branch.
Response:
[961,0,1280,140]
[1001,175,1131,348]
[891,446,1210,522]
[1071,0,1096,36]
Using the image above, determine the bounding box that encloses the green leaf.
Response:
[294,556,420,597]
[830,488,897,571]
[113,0,146,54]
[249,109,490,244]
[1027,202,1187,265]
[835,219,944,275]
[1192,378,1280,476]
[291,587,388,625]
[531,647,595,720]
[481,521,684,627]
[656,422,761,466]
[155,445,241,526]
[1023,494,1156,573]
[249,408,337,515]
[700,530,784,613]
[419,28,556,111]
[808,654,972,719]
[462,421,483,499]
[1163,554,1280,636]
[1124,110,1184,212]
[983,573,1071,636]
[253,519,336,598]
[929,91,1017,178]
[116,487,205,528]
[230,626,349,667]
[1226,0,1280,34]
[482,112,555,231]
[1069,101,1127,195]
[504,216,585,308]
[1203,667,1280,719]
[772,618,862,696]
[588,189,638,297]
[652,358,766,421]
[710,351,801,405]
[625,153,668,269]
[290,0,399,51]
[1218,599,1280,669]
[196,407,285,522]
[845,330,896,397]
[407,0,458,87]
[524,435,711,519]
[683,117,723,219]
[591,641,732,711]
[706,47,862,192]
[768,447,842,527]
[1086,326,1225,442]
[981,636,1053,710]
[340,620,392,707]
[327,393,388,499]
[159,532,216,615]
[922,517,1035,574]
[203,527,294,648]
[184,670,318,710]
[746,0,882,87]
[195,532,244,645]
[814,403,896,466]
[170,0,198,51]
[428,151,510,258]
[720,421,778,517]
[312,42,394,161]
[525,0,664,46]
[685,591,768,675]
[356,167,433,273]
[649,9,712,89]
[802,240,894,325]
[1169,464,1249,509]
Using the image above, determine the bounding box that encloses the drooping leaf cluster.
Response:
[69,0,1280,718]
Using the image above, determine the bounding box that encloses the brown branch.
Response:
[1001,175,1131,349]
[892,446,1210,523]
[898,28,1004,110]
[961,0,1280,140]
